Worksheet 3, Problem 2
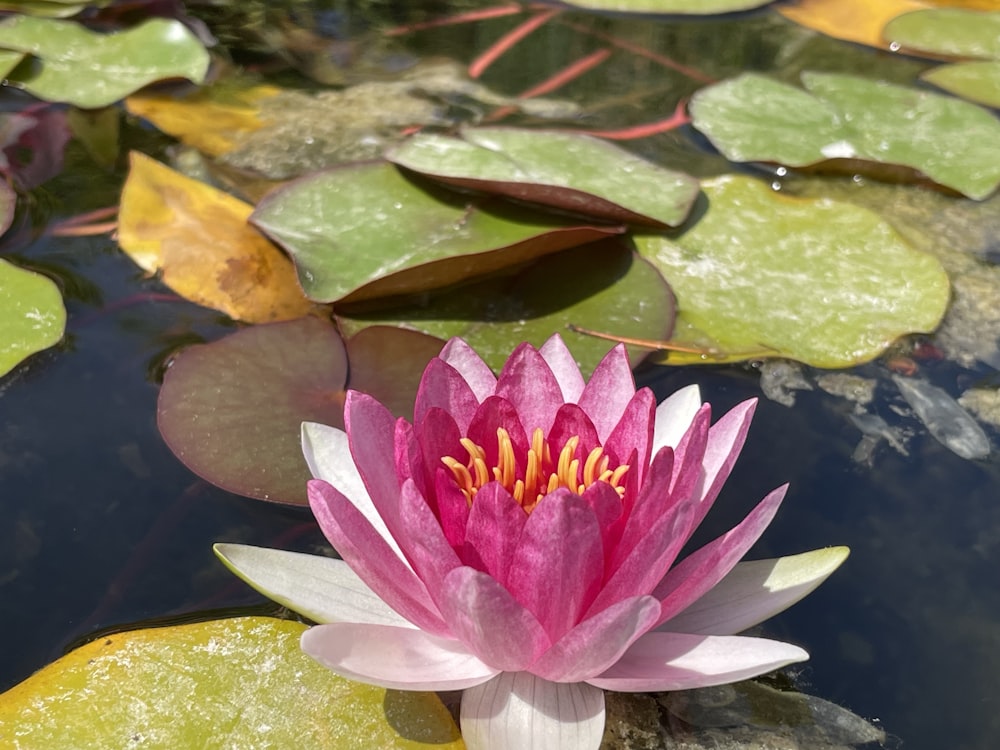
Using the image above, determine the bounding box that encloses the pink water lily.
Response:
[215,335,846,749]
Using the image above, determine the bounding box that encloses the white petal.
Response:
[461,673,605,750]
[651,384,702,454]
[661,547,850,635]
[301,422,408,566]
[213,543,413,627]
[301,623,498,691]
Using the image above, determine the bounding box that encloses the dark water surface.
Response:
[2,5,999,750]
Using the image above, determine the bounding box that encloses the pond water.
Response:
[2,3,1000,749]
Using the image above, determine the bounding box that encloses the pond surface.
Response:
[2,3,1000,749]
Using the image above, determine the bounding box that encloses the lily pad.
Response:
[884,8,1000,60]
[777,0,927,50]
[922,61,1000,108]
[157,317,348,505]
[0,16,209,108]
[118,152,316,324]
[634,175,950,368]
[387,128,699,228]
[337,238,674,373]
[0,616,463,749]
[689,71,1000,200]
[0,1,105,18]
[0,258,66,378]
[251,161,624,303]
[561,0,773,14]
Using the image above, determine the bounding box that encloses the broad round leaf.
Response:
[118,152,316,324]
[922,61,1000,108]
[884,9,1000,60]
[337,239,674,373]
[0,617,463,749]
[0,258,65,377]
[387,128,699,228]
[158,317,348,505]
[0,16,209,108]
[690,71,1000,200]
[251,161,624,303]
[635,175,950,368]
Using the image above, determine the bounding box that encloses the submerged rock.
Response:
[759,361,813,408]
[892,375,990,460]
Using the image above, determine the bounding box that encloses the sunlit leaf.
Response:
[0,616,464,749]
[777,0,928,49]
[0,48,22,77]
[561,0,774,14]
[0,258,65,378]
[884,8,1000,60]
[158,317,348,505]
[0,1,97,18]
[387,128,699,228]
[922,60,1000,107]
[118,152,316,324]
[0,16,209,108]
[690,71,1000,200]
[251,161,625,304]
[126,81,282,158]
[337,239,674,373]
[635,175,950,368]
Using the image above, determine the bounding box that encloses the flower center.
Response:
[441,427,630,513]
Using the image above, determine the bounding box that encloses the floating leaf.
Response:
[251,161,624,303]
[0,0,107,18]
[690,71,1000,199]
[126,82,282,158]
[634,175,950,368]
[387,128,699,228]
[922,61,1000,107]
[158,317,347,505]
[777,0,928,49]
[118,152,315,324]
[0,616,463,749]
[0,180,14,236]
[346,327,445,420]
[0,16,209,108]
[884,8,1000,60]
[561,0,774,14]
[0,258,66,378]
[337,239,674,373]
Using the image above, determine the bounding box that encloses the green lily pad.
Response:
[387,128,699,228]
[157,317,348,505]
[689,71,1000,200]
[883,9,1000,61]
[337,238,674,373]
[0,49,23,78]
[0,616,463,749]
[922,61,1000,108]
[0,16,209,108]
[560,0,773,14]
[634,175,950,368]
[0,258,66,378]
[250,161,624,304]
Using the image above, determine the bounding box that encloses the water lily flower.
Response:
[215,335,847,749]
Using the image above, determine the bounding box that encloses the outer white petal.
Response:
[661,547,850,636]
[651,384,702,454]
[301,421,408,566]
[461,672,605,750]
[213,543,413,628]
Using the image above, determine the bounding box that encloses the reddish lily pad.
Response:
[250,161,625,304]
[337,239,673,373]
[387,128,699,228]
[157,316,348,505]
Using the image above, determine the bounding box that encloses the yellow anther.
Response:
[513,478,525,504]
[497,428,516,487]
[556,436,580,484]
[460,437,486,463]
[583,446,604,486]
[610,464,630,487]
[471,456,489,487]
[442,457,474,500]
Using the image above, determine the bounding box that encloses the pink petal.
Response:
[462,482,527,584]
[301,623,498,691]
[439,337,497,403]
[467,395,529,471]
[394,418,428,498]
[651,384,702,454]
[461,673,605,750]
[435,467,472,549]
[579,481,624,557]
[531,596,661,682]
[308,479,448,636]
[577,343,635,442]
[495,343,564,435]
[417,407,464,502]
[690,398,757,530]
[547,403,600,457]
[398,478,462,595]
[345,391,405,539]
[414,357,482,432]
[439,566,550,671]
[611,446,675,566]
[507,491,604,639]
[652,485,788,627]
[540,334,585,403]
[586,631,809,691]
[602,388,655,480]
